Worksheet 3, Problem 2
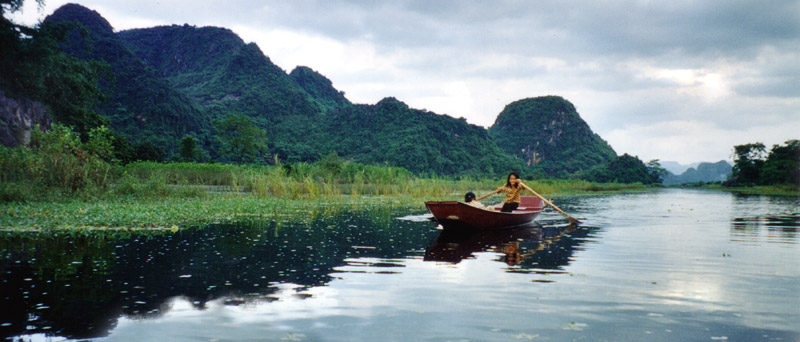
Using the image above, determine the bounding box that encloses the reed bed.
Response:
[117,161,646,201]
[1,159,651,231]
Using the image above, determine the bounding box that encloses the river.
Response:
[1,189,798,341]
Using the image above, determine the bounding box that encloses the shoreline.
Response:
[0,182,648,232]
[673,184,800,197]
[3,182,796,232]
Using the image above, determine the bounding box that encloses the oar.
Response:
[518,181,581,224]
[475,191,495,201]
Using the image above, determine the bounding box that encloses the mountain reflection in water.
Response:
[0,205,590,341]
[0,207,441,340]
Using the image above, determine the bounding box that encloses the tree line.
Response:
[729,140,800,186]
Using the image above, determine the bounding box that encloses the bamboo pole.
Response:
[519,181,581,224]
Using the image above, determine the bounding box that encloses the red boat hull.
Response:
[425,196,545,229]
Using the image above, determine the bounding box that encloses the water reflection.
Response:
[730,193,800,243]
[0,208,593,341]
[424,223,587,271]
[0,206,438,340]
[2,190,799,341]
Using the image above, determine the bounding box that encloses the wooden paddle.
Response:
[475,191,495,201]
[518,181,581,224]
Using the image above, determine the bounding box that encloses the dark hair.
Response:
[506,172,520,188]
[464,192,476,202]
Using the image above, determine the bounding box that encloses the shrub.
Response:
[0,124,114,200]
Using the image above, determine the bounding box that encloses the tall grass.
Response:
[122,162,261,186]
[2,125,648,204]
[118,160,644,201]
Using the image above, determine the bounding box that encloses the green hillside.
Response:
[44,4,525,174]
[118,24,326,161]
[324,97,524,176]
[118,25,320,118]
[488,96,617,176]
[289,66,351,113]
[44,4,211,154]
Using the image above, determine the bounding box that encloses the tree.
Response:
[760,140,800,185]
[178,135,201,162]
[214,113,267,163]
[1,1,109,134]
[731,142,766,186]
[1,0,43,23]
[132,141,164,162]
[318,151,344,179]
[608,154,654,184]
[646,159,669,184]
[576,154,656,184]
[84,125,116,162]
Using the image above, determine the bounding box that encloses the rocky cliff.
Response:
[0,90,51,147]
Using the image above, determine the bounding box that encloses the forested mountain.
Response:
[112,16,519,172]
[289,66,351,113]
[488,96,617,176]
[118,24,319,116]
[323,97,523,175]
[117,23,328,161]
[44,4,211,154]
[663,160,732,185]
[14,3,625,178]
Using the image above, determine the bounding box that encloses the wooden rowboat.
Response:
[425,196,545,229]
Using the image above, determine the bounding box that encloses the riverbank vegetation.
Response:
[729,140,799,187]
[1,124,647,230]
[661,140,799,193]
[717,184,800,196]
[682,183,800,197]
[690,140,800,196]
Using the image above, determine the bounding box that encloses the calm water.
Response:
[1,189,799,341]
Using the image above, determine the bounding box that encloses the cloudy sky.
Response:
[11,0,800,164]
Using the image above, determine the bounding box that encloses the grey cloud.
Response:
[735,77,800,98]
[79,1,800,68]
[253,1,800,60]
[732,49,800,98]
[561,1,799,59]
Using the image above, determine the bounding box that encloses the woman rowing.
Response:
[476,172,531,212]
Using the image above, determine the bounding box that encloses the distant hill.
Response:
[660,161,700,175]
[488,96,617,176]
[663,160,732,185]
